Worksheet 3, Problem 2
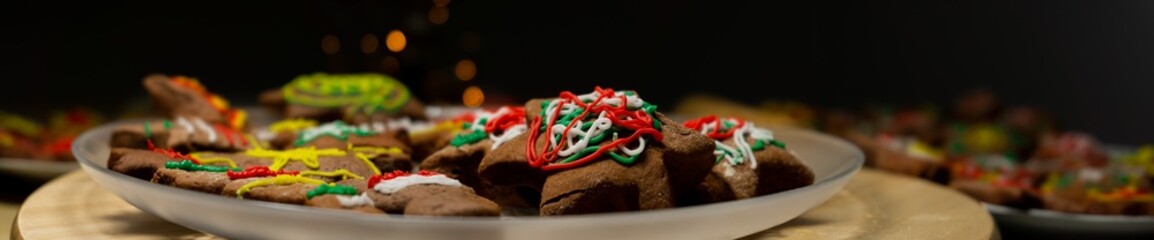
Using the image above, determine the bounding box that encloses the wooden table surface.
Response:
[11,169,997,240]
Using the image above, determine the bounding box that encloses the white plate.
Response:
[0,158,78,181]
[72,121,863,240]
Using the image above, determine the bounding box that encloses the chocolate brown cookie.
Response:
[364,171,501,216]
[142,74,247,129]
[111,118,253,152]
[682,116,814,203]
[419,106,536,208]
[108,148,184,180]
[478,88,715,215]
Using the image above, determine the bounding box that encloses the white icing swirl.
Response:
[700,118,776,169]
[336,193,375,207]
[540,90,648,160]
[175,116,218,143]
[191,117,217,142]
[463,107,528,150]
[372,174,463,194]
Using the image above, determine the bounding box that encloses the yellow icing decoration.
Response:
[1040,172,1059,194]
[0,112,43,136]
[962,125,1008,153]
[244,134,269,150]
[229,110,247,130]
[354,153,383,175]
[1086,186,1154,203]
[1121,145,1154,175]
[281,73,411,114]
[0,131,13,148]
[906,140,944,161]
[347,143,403,156]
[244,147,346,171]
[269,119,318,133]
[210,95,230,110]
[236,175,326,199]
[300,169,364,180]
[190,153,239,168]
[345,144,401,175]
[412,120,466,136]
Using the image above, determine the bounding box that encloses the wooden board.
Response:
[13,169,996,240]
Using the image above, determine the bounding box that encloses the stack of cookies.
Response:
[106,74,815,217]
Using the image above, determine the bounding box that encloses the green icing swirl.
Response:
[306,183,359,199]
[165,160,240,172]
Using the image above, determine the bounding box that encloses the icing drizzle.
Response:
[170,75,247,129]
[294,121,383,146]
[526,87,663,171]
[306,183,359,199]
[450,106,528,150]
[683,116,784,169]
[368,170,462,194]
[281,73,412,114]
[336,193,375,207]
[236,175,326,199]
[243,147,348,171]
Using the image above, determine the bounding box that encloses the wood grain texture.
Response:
[14,169,994,240]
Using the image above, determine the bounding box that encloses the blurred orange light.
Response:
[429,6,449,25]
[321,34,340,54]
[360,34,379,53]
[385,30,407,52]
[455,59,476,81]
[463,86,485,107]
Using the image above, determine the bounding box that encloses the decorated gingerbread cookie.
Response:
[260,73,426,123]
[110,117,256,152]
[352,170,501,216]
[477,87,716,215]
[1037,167,1154,216]
[252,119,415,172]
[947,154,1038,208]
[682,116,814,203]
[142,74,247,129]
[420,106,538,208]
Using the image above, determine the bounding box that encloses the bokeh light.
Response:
[321,34,340,54]
[360,34,379,53]
[463,86,485,107]
[455,59,476,81]
[385,30,407,52]
[429,6,449,25]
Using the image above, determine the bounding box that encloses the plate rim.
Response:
[72,119,864,226]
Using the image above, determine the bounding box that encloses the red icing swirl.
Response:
[227,166,299,180]
[146,139,199,164]
[683,115,745,140]
[367,170,440,188]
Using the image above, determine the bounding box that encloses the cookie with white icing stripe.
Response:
[110,117,255,152]
[361,170,500,216]
[259,73,426,123]
[682,116,814,204]
[420,106,538,209]
[256,120,415,172]
[142,74,248,129]
[478,87,715,215]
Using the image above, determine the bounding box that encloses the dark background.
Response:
[3,0,1153,144]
